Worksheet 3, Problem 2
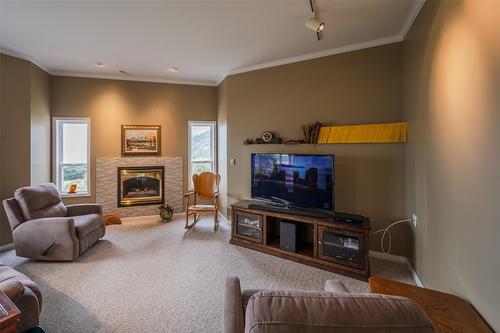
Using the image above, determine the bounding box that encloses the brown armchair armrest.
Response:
[0,280,25,303]
[12,217,79,261]
[224,277,245,333]
[66,203,103,216]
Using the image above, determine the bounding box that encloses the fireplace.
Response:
[117,166,164,207]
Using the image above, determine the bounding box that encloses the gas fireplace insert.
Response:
[117,166,164,207]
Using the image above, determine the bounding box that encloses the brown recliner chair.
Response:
[224,276,435,333]
[2,183,105,261]
[0,260,42,331]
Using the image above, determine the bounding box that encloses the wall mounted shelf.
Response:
[244,122,408,146]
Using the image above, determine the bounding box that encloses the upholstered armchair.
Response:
[0,260,42,331]
[224,276,434,333]
[2,183,105,261]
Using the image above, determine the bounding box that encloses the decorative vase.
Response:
[159,202,174,223]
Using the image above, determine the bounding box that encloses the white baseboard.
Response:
[369,250,407,263]
[409,265,424,287]
[0,243,14,253]
[218,211,230,224]
[369,250,424,287]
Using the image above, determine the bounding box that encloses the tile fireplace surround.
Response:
[96,157,183,217]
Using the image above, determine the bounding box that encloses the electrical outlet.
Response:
[412,213,418,227]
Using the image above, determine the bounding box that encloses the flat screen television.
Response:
[251,153,335,211]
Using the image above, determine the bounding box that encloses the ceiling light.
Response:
[95,62,104,67]
[168,67,179,72]
[306,16,325,33]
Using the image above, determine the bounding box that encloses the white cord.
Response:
[373,219,411,255]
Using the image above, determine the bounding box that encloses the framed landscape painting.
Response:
[121,125,161,156]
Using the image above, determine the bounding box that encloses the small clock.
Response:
[262,131,274,143]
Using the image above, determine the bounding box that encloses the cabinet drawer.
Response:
[317,226,364,270]
[232,210,263,244]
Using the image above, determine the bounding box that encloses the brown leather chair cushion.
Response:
[245,290,434,333]
[15,183,67,220]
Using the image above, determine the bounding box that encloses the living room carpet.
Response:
[0,215,415,333]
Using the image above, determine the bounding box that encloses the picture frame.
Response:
[121,125,161,156]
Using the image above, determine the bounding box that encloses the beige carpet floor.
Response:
[0,215,415,333]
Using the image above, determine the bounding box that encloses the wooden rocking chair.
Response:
[184,172,221,231]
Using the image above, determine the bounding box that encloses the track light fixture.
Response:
[306,14,325,33]
[306,0,324,40]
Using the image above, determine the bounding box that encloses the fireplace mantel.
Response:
[96,157,182,217]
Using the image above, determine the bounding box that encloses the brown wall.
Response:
[50,76,217,204]
[0,54,51,246]
[403,0,500,329]
[0,54,31,245]
[30,65,51,185]
[220,43,411,256]
[217,79,228,216]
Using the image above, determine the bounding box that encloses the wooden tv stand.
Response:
[230,200,370,280]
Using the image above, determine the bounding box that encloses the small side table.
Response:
[0,290,21,333]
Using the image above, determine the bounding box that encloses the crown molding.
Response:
[4,1,425,88]
[215,0,426,86]
[400,0,426,39]
[1,47,216,86]
[0,47,51,73]
[50,71,217,87]
[217,34,403,85]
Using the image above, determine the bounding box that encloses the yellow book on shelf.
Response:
[316,126,331,144]
[316,122,407,144]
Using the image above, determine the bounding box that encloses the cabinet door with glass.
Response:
[232,211,263,244]
[317,226,364,270]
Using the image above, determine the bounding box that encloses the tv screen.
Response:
[251,153,334,211]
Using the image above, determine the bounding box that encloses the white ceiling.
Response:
[0,0,424,86]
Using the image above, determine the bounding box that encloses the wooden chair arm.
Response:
[214,191,219,197]
[184,191,195,197]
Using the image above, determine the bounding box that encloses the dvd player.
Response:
[331,212,365,225]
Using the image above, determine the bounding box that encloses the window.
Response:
[53,118,90,196]
[188,121,216,187]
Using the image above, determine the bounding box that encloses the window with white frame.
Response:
[188,121,216,187]
[53,118,90,195]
